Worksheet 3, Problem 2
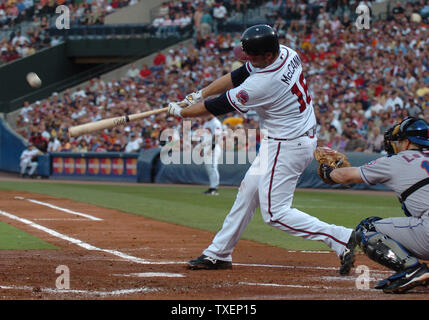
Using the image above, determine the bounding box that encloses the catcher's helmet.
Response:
[241,24,279,56]
[384,117,429,155]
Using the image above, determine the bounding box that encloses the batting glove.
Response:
[180,90,203,107]
[168,102,183,118]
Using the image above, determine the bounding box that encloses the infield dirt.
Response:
[0,188,428,300]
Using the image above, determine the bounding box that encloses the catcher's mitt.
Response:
[314,147,350,184]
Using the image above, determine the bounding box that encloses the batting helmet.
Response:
[384,117,429,154]
[240,24,279,56]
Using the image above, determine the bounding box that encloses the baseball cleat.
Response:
[374,278,389,290]
[203,188,219,196]
[382,263,429,294]
[187,255,232,270]
[339,230,358,275]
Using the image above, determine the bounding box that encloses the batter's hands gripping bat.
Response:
[68,107,169,138]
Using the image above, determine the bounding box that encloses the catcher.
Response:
[315,117,429,294]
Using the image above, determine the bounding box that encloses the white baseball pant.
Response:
[204,144,222,189]
[203,134,353,261]
[20,159,38,176]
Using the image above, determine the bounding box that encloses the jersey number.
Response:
[422,161,429,175]
[291,73,311,113]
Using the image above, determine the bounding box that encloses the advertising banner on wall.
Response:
[51,153,138,180]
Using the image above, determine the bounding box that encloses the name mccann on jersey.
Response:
[280,54,301,86]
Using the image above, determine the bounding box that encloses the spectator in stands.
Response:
[153,51,166,70]
[73,139,89,152]
[212,2,228,33]
[29,131,48,153]
[158,13,174,37]
[345,130,367,152]
[384,90,404,112]
[264,0,280,20]
[139,64,152,78]
[405,97,422,117]
[176,11,192,36]
[125,131,142,153]
[199,7,213,37]
[365,126,384,153]
[47,136,61,152]
[273,13,287,35]
[328,133,348,153]
[392,1,405,20]
[193,4,204,34]
[125,64,139,79]
[10,3,429,155]
[11,31,30,46]
[158,2,169,17]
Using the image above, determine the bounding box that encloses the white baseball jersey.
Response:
[226,45,316,139]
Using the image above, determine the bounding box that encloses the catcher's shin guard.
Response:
[359,232,419,272]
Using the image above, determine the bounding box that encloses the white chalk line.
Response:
[0,285,158,296]
[14,196,102,221]
[33,218,90,221]
[239,281,380,292]
[234,262,337,271]
[113,272,185,278]
[0,209,391,297]
[0,209,149,264]
[239,281,335,290]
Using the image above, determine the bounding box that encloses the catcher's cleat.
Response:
[382,263,429,294]
[187,255,232,270]
[339,231,358,275]
[374,278,389,290]
[203,188,219,196]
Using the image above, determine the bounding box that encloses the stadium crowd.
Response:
[0,0,136,64]
[10,0,429,155]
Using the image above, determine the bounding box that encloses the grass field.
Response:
[0,221,58,250]
[0,180,403,251]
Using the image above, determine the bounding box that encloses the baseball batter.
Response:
[322,117,429,293]
[202,115,223,195]
[168,25,356,274]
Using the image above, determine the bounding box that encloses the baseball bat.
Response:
[68,107,169,138]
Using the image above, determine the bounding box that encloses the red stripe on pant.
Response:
[267,142,347,246]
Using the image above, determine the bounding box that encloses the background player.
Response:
[19,143,42,178]
[202,114,223,195]
[168,24,357,274]
[321,117,429,293]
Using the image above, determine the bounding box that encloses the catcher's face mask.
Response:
[383,124,401,156]
[383,117,429,155]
